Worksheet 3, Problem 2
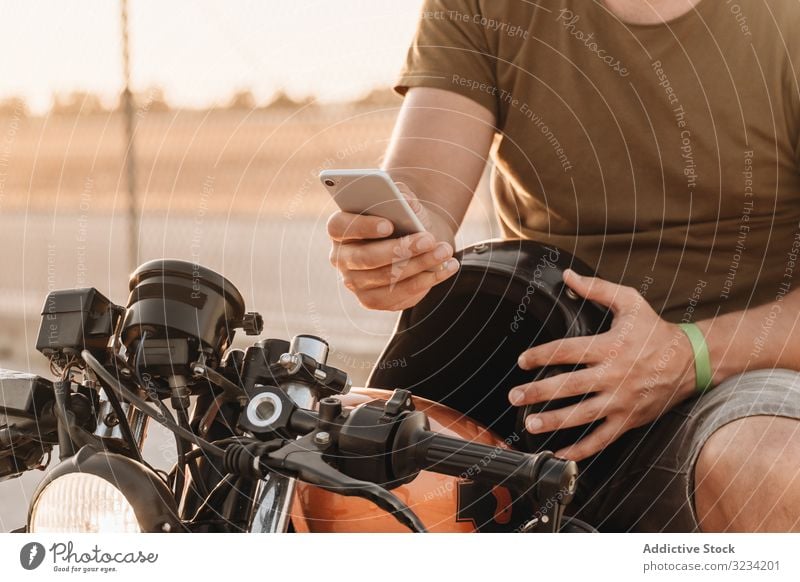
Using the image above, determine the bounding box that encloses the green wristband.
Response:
[678,323,714,393]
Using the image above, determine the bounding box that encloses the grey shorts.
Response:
[570,368,800,532]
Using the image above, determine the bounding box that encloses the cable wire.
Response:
[82,350,224,458]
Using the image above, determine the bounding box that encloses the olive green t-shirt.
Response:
[396,0,800,322]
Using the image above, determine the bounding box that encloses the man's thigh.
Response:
[569,368,800,532]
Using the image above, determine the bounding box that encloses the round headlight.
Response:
[30,473,141,533]
[28,445,180,533]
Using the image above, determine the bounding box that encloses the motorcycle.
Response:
[0,255,592,534]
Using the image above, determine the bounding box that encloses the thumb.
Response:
[394,181,433,231]
[563,269,634,313]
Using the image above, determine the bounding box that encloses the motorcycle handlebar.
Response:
[287,398,579,505]
[412,430,578,504]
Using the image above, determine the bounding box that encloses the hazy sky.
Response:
[0,0,425,113]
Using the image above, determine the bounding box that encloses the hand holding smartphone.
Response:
[320,169,427,237]
[323,168,459,311]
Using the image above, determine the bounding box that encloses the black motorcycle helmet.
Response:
[368,239,612,453]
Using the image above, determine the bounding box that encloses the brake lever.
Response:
[222,433,427,532]
[263,432,428,533]
[518,497,566,533]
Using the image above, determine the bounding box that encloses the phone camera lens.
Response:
[323,179,336,187]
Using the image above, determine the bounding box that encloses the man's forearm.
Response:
[382,169,459,246]
[380,87,496,248]
[696,289,800,384]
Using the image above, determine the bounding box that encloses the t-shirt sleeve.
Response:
[791,73,800,167]
[395,0,499,119]
[782,10,800,167]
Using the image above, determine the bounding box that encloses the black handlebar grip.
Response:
[413,431,578,504]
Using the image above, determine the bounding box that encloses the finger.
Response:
[556,419,625,461]
[563,269,639,314]
[327,211,394,242]
[343,242,454,291]
[357,259,459,310]
[518,336,603,370]
[508,368,600,406]
[330,232,435,270]
[523,395,608,434]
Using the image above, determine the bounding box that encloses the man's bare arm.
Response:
[698,288,800,383]
[381,87,496,244]
[327,87,496,311]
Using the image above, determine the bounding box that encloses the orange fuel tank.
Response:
[291,388,527,533]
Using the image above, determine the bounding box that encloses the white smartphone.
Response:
[320,169,427,237]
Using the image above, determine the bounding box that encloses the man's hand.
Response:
[509,269,697,461]
[329,87,496,311]
[327,184,459,311]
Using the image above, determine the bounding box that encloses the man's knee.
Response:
[694,415,800,531]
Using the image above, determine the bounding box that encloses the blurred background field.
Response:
[0,1,498,528]
[0,97,497,381]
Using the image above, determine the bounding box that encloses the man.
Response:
[327,0,800,532]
